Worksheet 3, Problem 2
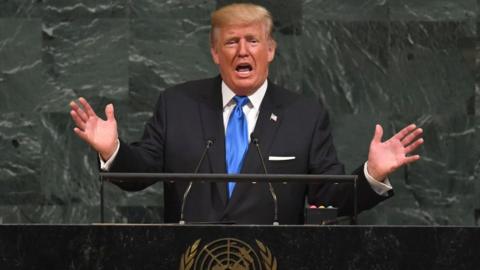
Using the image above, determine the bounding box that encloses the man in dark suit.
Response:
[69,3,423,224]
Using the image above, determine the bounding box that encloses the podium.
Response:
[0,224,478,269]
[48,173,476,269]
[99,172,359,224]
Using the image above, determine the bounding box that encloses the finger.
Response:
[69,100,78,110]
[78,97,98,118]
[403,155,420,165]
[73,127,88,142]
[105,104,115,122]
[404,138,424,154]
[393,124,417,141]
[401,128,423,146]
[371,124,383,143]
[70,101,89,122]
[70,110,86,130]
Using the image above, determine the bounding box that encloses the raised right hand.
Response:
[69,97,118,161]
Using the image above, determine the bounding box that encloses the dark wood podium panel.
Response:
[0,225,478,269]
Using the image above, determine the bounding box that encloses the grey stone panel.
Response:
[303,0,389,21]
[475,114,480,220]
[0,0,128,19]
[129,3,216,110]
[41,18,129,106]
[43,0,128,20]
[102,184,164,223]
[38,112,99,207]
[474,20,480,219]
[295,21,390,116]
[0,0,43,18]
[0,0,479,225]
[390,0,476,21]
[381,21,477,225]
[332,114,381,173]
[130,0,215,18]
[0,205,101,223]
[0,19,47,113]
[0,113,43,205]
[268,33,305,94]
[388,22,475,116]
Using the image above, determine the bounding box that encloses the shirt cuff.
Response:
[99,139,120,171]
[363,161,393,196]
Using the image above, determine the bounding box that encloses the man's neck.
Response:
[221,80,268,109]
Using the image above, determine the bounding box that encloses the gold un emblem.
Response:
[179,238,277,270]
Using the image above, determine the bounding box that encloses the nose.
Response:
[237,39,248,57]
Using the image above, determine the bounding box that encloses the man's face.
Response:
[210,22,276,96]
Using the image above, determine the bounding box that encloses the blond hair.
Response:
[210,3,274,45]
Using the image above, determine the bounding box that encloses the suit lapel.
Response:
[227,82,285,207]
[198,76,228,205]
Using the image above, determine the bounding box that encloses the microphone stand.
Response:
[179,139,213,225]
[252,137,279,226]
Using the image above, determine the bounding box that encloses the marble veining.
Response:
[0,0,478,225]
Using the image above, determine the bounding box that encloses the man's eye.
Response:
[225,40,237,45]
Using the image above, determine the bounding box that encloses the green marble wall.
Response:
[0,0,478,225]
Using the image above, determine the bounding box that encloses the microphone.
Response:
[251,135,279,226]
[179,139,214,225]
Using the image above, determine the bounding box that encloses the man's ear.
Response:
[210,46,220,65]
[267,39,276,62]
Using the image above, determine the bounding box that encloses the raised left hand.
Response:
[367,124,424,181]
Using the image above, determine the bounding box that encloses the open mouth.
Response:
[235,63,253,73]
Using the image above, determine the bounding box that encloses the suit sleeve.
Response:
[306,104,392,216]
[106,92,167,191]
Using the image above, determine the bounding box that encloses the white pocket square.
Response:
[268,156,296,161]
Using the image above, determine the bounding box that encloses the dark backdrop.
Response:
[0,0,478,225]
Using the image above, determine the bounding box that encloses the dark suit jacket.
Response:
[110,76,392,224]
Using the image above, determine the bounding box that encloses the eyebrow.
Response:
[224,33,261,41]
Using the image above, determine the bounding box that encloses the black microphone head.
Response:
[250,134,259,145]
[206,139,214,147]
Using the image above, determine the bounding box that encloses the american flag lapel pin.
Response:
[270,113,278,122]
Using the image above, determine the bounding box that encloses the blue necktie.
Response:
[225,96,249,198]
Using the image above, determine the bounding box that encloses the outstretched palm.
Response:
[367,124,424,181]
[70,97,118,160]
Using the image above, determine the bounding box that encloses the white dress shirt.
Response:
[221,80,267,137]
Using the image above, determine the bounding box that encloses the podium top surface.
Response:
[100,172,358,183]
